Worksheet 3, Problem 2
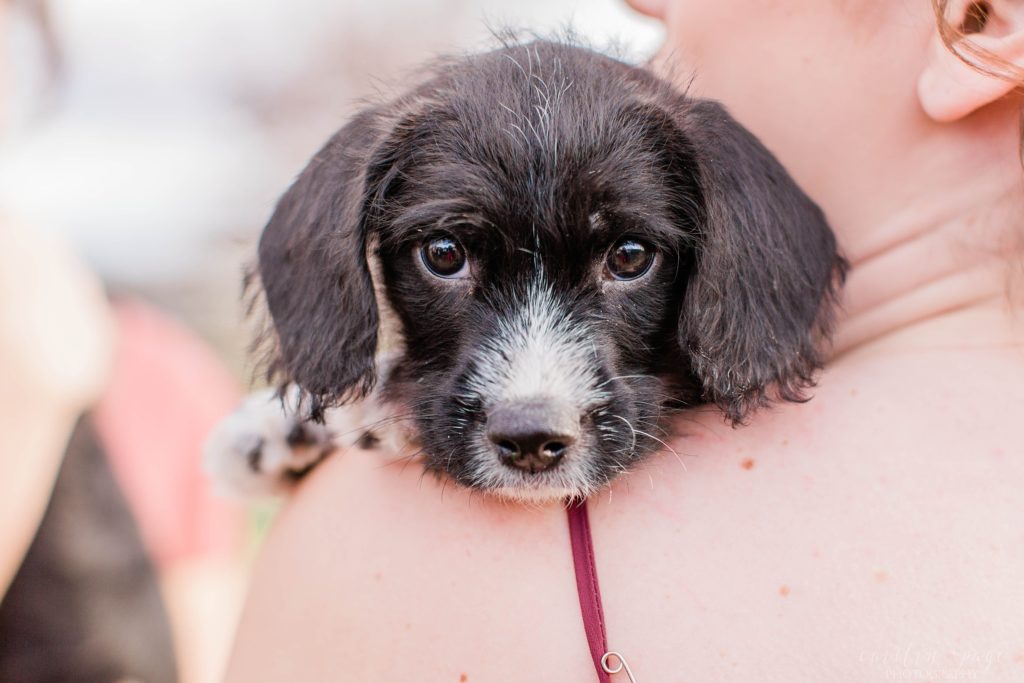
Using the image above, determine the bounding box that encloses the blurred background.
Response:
[0,1,660,681]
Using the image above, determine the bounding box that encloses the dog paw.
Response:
[203,389,334,497]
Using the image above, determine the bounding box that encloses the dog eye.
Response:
[604,238,655,280]
[421,235,469,278]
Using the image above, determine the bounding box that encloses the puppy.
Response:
[205,39,845,502]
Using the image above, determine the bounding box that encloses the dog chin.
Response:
[488,483,584,504]
[475,467,601,503]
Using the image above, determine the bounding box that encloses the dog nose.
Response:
[487,399,579,474]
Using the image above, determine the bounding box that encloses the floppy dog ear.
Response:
[674,100,845,423]
[258,108,397,417]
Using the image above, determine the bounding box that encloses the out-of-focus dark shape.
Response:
[0,415,177,683]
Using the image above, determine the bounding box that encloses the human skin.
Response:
[226,1,1024,680]
[0,4,116,594]
[0,224,114,595]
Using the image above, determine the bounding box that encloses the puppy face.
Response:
[256,41,845,500]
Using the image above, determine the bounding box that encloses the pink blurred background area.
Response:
[93,299,243,570]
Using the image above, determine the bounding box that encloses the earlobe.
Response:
[918,6,1024,122]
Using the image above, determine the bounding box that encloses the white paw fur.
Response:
[203,388,333,497]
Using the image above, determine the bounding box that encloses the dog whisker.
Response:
[378,448,427,475]
[596,374,658,389]
[610,414,638,455]
[629,428,687,472]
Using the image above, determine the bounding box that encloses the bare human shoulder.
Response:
[227,346,1024,682]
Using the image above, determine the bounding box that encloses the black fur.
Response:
[253,39,845,492]
[0,417,177,683]
[257,107,387,419]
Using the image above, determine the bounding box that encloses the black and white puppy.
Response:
[205,40,845,502]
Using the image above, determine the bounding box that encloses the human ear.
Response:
[918,0,1024,122]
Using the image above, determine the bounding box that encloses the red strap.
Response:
[567,498,612,683]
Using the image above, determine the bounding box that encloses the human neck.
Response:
[829,177,1024,364]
